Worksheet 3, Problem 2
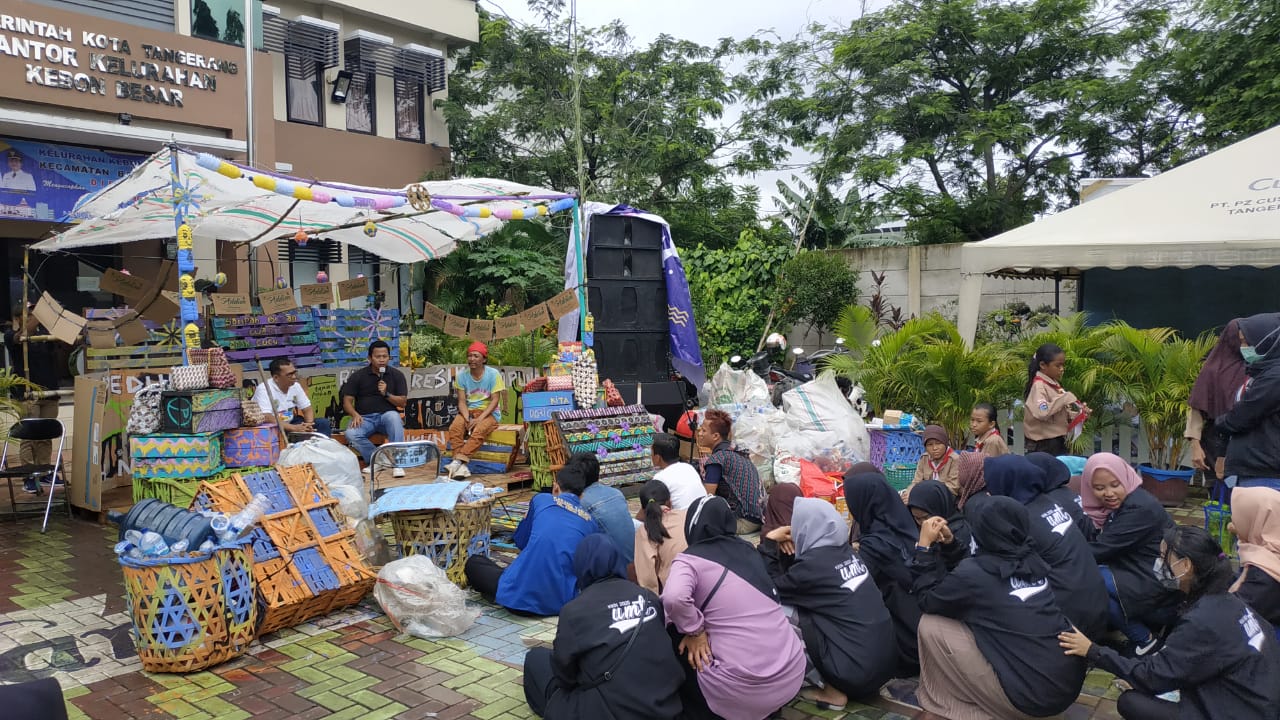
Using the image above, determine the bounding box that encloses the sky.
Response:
[478,0,865,218]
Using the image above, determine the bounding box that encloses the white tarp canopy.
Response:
[957,124,1280,343]
[31,146,569,264]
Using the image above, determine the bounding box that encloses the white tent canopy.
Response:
[32,146,569,264]
[957,124,1280,343]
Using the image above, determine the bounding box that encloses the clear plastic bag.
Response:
[374,555,480,638]
[277,437,368,520]
[353,518,394,567]
[706,363,771,407]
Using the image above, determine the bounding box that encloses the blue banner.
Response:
[0,138,145,222]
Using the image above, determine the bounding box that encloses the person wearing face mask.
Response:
[1083,453,1178,656]
[1061,525,1280,720]
[1215,313,1280,491]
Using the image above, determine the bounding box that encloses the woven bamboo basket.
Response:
[119,539,256,673]
[391,498,494,587]
[190,465,376,636]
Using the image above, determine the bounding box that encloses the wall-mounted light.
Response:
[331,69,354,103]
[118,113,132,125]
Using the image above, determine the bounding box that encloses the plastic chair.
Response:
[0,418,70,532]
[367,440,441,501]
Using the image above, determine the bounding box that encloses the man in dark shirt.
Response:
[341,340,407,477]
[4,306,61,491]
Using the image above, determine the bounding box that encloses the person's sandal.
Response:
[799,687,846,711]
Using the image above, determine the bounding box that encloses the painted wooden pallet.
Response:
[211,311,313,328]
[318,348,401,365]
[225,344,319,363]
[213,323,312,340]
[220,333,319,351]
[86,345,184,371]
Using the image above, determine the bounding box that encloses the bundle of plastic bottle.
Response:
[459,483,503,503]
[201,494,271,544]
[113,494,272,560]
[114,530,190,560]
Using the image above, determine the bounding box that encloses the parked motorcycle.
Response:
[730,337,852,407]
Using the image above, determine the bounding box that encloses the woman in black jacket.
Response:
[1084,453,1179,655]
[844,469,923,677]
[1025,451,1091,538]
[1061,525,1280,720]
[1215,312,1280,490]
[913,496,1087,719]
[522,534,685,720]
[772,497,897,709]
[985,454,1109,639]
[907,479,972,570]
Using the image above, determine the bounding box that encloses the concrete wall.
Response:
[790,244,1078,347]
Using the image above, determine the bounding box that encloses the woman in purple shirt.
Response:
[663,495,805,720]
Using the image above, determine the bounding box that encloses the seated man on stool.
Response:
[342,340,407,477]
[444,341,506,479]
[252,357,331,438]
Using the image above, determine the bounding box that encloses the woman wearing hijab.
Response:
[844,469,923,677]
[984,455,1109,639]
[954,450,989,511]
[771,498,897,709]
[1025,452,1091,538]
[1216,312,1280,490]
[908,425,960,495]
[1084,453,1178,655]
[907,479,972,570]
[1230,487,1280,626]
[758,482,804,578]
[523,534,685,719]
[1061,525,1280,720]
[914,497,1087,720]
[1187,319,1247,482]
[662,496,805,720]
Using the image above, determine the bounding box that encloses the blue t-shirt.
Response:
[454,366,505,421]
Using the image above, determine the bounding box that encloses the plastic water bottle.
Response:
[197,539,216,555]
[139,531,170,558]
[209,513,231,535]
[223,494,271,540]
[169,540,189,556]
[113,540,141,559]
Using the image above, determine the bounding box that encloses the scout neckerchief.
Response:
[929,448,954,481]
[975,428,1000,452]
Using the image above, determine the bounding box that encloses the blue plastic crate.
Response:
[292,547,341,594]
[308,507,342,538]
[879,430,925,467]
[246,526,279,562]
[241,471,294,514]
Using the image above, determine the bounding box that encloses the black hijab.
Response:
[1025,452,1071,492]
[1239,312,1280,376]
[573,533,628,591]
[845,471,918,586]
[984,454,1049,505]
[907,479,959,520]
[683,496,777,601]
[969,496,1050,581]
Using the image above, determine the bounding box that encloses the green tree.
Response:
[1160,0,1280,153]
[773,251,860,337]
[747,0,1170,244]
[419,219,567,318]
[439,8,784,250]
[683,229,794,365]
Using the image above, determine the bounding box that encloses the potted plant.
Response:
[1102,324,1214,506]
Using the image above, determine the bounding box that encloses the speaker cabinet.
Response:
[592,330,670,384]
[587,280,667,332]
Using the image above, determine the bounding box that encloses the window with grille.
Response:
[285,55,323,125]
[394,71,424,142]
[345,71,376,134]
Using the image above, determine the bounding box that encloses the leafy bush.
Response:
[773,251,860,334]
[683,229,794,365]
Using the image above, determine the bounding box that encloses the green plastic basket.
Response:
[1203,500,1236,558]
[884,464,916,492]
[132,475,203,508]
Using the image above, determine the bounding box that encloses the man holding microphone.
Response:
[342,340,408,477]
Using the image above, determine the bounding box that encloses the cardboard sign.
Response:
[338,277,369,300]
[519,303,550,331]
[495,314,522,340]
[547,289,580,319]
[468,319,494,342]
[85,323,118,349]
[259,288,297,315]
[443,314,469,337]
[299,283,334,307]
[99,268,149,301]
[210,293,251,316]
[70,377,108,511]
[139,292,180,324]
[50,313,85,346]
[423,302,447,329]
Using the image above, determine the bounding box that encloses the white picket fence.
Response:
[1001,415,1210,487]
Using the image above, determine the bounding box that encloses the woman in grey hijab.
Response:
[770,497,898,709]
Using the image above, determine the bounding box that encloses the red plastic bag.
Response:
[799,459,842,500]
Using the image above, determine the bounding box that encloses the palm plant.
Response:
[1100,324,1214,469]
[0,368,38,445]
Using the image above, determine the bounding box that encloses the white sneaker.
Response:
[393,468,406,478]
[452,464,472,479]
[444,460,461,477]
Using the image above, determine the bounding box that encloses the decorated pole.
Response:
[571,200,588,340]
[172,145,200,361]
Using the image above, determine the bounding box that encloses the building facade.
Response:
[0,0,476,318]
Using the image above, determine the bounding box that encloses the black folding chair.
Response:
[0,418,70,532]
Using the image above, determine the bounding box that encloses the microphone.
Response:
[378,366,386,395]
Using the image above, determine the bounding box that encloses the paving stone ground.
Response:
[0,498,1206,719]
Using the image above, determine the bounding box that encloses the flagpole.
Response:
[244,0,257,298]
